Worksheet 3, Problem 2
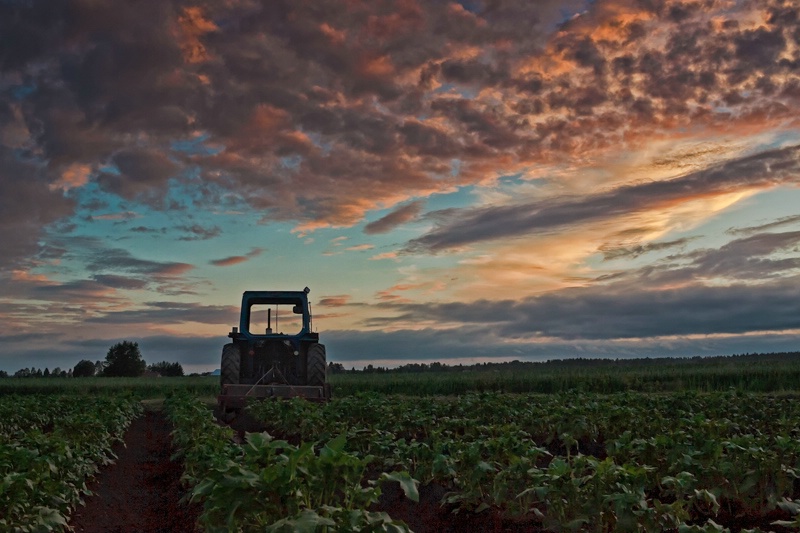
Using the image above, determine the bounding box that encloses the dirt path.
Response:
[70,410,201,533]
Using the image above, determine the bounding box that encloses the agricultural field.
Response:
[0,394,142,531]
[2,358,800,532]
[167,390,800,532]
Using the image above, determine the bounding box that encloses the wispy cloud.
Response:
[364,200,425,234]
[728,215,800,236]
[344,244,375,252]
[209,247,265,266]
[405,145,800,254]
[600,238,695,261]
[178,224,222,241]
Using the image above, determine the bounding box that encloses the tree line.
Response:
[329,351,800,374]
[0,341,185,378]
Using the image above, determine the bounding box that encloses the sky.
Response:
[1,0,800,374]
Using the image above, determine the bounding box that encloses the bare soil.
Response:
[69,410,201,533]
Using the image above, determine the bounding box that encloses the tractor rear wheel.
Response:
[307,343,326,386]
[220,343,241,386]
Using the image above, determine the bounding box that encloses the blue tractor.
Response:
[217,287,330,413]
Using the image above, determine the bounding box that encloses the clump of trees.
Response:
[1,340,184,378]
[11,367,71,378]
[73,359,98,377]
[148,361,184,377]
[103,341,147,377]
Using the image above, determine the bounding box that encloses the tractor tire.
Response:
[307,343,326,387]
[220,343,241,386]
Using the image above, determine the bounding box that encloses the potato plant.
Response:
[164,394,418,532]
[0,395,142,531]
[244,391,800,531]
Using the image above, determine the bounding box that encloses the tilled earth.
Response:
[69,410,201,533]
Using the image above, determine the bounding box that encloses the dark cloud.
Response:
[0,147,76,272]
[85,247,193,277]
[85,301,236,326]
[92,274,148,291]
[4,324,800,373]
[0,333,224,373]
[96,149,179,203]
[130,225,167,234]
[728,214,800,236]
[666,231,800,281]
[322,327,800,365]
[209,247,264,266]
[405,144,800,253]
[600,238,695,261]
[177,224,222,241]
[318,295,352,307]
[363,200,425,234]
[371,275,800,341]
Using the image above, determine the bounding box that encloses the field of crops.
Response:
[0,394,142,531]
[3,357,800,532]
[160,390,800,532]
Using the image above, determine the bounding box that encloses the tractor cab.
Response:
[217,287,330,415]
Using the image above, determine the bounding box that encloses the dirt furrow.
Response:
[70,410,201,533]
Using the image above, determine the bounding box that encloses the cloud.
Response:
[85,248,193,277]
[85,301,236,326]
[0,333,225,373]
[370,251,399,261]
[344,244,375,252]
[209,247,265,266]
[405,144,800,253]
[600,237,695,261]
[96,149,179,203]
[4,0,800,238]
[661,230,800,282]
[318,295,351,307]
[322,327,800,366]
[91,211,139,221]
[92,274,149,291]
[364,200,425,234]
[0,147,75,272]
[177,224,222,241]
[728,214,800,236]
[368,275,800,341]
[2,0,800,374]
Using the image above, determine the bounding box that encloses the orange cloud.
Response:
[358,55,395,78]
[177,6,218,64]
[345,244,374,252]
[49,163,92,192]
[319,295,351,307]
[319,22,347,45]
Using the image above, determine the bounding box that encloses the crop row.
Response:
[0,394,142,532]
[164,394,419,532]
[246,391,800,531]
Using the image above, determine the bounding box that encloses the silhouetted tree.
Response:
[103,341,146,377]
[147,361,184,377]
[73,359,96,378]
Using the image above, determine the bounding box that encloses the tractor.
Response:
[217,287,330,415]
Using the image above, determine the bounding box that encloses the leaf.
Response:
[266,509,335,533]
[475,502,491,513]
[381,471,420,502]
[776,497,800,515]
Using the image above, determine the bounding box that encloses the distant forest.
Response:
[329,351,800,374]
